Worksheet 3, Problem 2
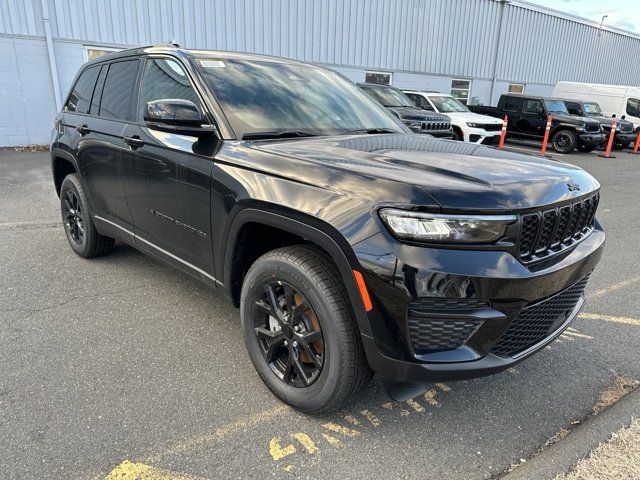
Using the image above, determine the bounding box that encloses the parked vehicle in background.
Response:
[403,90,503,145]
[552,82,640,130]
[469,94,604,154]
[563,100,636,151]
[358,83,453,138]
[51,46,604,414]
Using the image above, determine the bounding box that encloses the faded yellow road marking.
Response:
[381,402,410,416]
[322,422,360,437]
[291,433,318,454]
[559,334,574,341]
[344,415,360,425]
[269,437,296,461]
[435,383,451,392]
[406,399,425,413]
[283,465,293,473]
[588,276,640,299]
[579,312,640,326]
[360,409,381,426]
[563,330,593,339]
[423,390,440,406]
[145,404,290,463]
[322,433,341,446]
[104,460,206,480]
[507,367,518,374]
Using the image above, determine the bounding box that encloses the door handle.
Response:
[124,135,144,149]
[76,124,90,135]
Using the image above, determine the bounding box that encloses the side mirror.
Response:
[144,99,216,137]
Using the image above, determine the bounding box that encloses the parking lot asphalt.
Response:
[1,145,639,480]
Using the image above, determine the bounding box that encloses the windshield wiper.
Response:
[242,130,320,140]
[349,128,398,135]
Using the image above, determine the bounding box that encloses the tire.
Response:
[240,245,373,413]
[551,129,577,154]
[60,173,115,258]
[577,144,596,153]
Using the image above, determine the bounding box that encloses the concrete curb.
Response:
[502,388,639,480]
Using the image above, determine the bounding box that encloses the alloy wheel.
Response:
[253,281,325,387]
[63,189,84,244]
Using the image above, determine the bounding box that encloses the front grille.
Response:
[518,193,599,263]
[407,298,490,351]
[423,121,451,132]
[491,274,590,357]
[482,124,502,132]
[584,123,600,132]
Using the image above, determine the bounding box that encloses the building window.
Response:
[508,83,525,94]
[451,79,471,105]
[365,71,392,85]
[84,46,121,61]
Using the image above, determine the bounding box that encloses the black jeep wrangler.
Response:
[51,46,604,413]
[358,83,453,138]
[469,94,605,153]
[563,99,636,150]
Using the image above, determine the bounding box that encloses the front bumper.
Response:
[353,224,605,384]
[578,132,606,146]
[465,126,501,144]
[612,132,636,144]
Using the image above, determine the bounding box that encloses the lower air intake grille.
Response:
[407,298,490,351]
[491,274,590,357]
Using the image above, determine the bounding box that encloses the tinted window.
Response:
[502,96,521,112]
[407,94,434,111]
[360,85,413,107]
[429,95,468,113]
[66,65,100,114]
[365,71,391,85]
[565,101,582,115]
[523,99,544,114]
[138,58,201,120]
[626,98,640,117]
[99,60,139,121]
[89,65,107,116]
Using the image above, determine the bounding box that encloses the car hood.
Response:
[551,113,599,126]
[387,106,450,122]
[439,110,503,124]
[585,115,634,129]
[250,134,600,211]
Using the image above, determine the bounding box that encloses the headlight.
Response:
[379,209,516,243]
[466,122,482,128]
[575,123,585,131]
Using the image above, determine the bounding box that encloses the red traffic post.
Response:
[633,130,640,154]
[539,115,552,156]
[498,115,508,149]
[598,120,617,158]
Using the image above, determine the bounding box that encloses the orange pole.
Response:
[633,130,640,154]
[498,115,508,149]
[540,115,552,156]
[602,120,617,158]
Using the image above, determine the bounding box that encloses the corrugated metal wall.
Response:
[3,0,639,84]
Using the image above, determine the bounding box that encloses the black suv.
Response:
[563,99,636,150]
[358,83,453,138]
[469,94,605,153]
[51,46,604,413]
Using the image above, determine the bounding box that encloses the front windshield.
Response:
[583,102,603,115]
[196,58,402,138]
[360,85,414,107]
[429,95,468,113]
[544,99,569,114]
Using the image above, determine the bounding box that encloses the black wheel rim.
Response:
[63,189,84,245]
[555,133,571,150]
[253,281,325,388]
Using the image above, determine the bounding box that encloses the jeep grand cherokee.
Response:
[51,46,604,413]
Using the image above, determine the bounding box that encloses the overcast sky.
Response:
[525,0,639,34]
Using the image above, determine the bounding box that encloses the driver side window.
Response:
[522,99,543,115]
[138,58,201,121]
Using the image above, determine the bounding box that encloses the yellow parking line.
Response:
[406,399,425,413]
[105,460,206,480]
[579,312,640,326]
[145,404,290,463]
[588,276,640,299]
[562,330,594,339]
[291,433,318,454]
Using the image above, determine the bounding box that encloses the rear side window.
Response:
[138,58,201,120]
[626,98,640,117]
[66,65,100,114]
[89,65,107,116]
[502,96,521,112]
[565,102,581,115]
[99,60,140,121]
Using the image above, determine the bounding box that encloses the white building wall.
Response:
[1,0,640,145]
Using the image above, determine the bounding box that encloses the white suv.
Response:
[403,91,503,145]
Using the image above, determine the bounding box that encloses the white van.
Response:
[552,82,640,130]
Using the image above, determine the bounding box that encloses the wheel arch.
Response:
[223,208,373,337]
[51,149,80,197]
